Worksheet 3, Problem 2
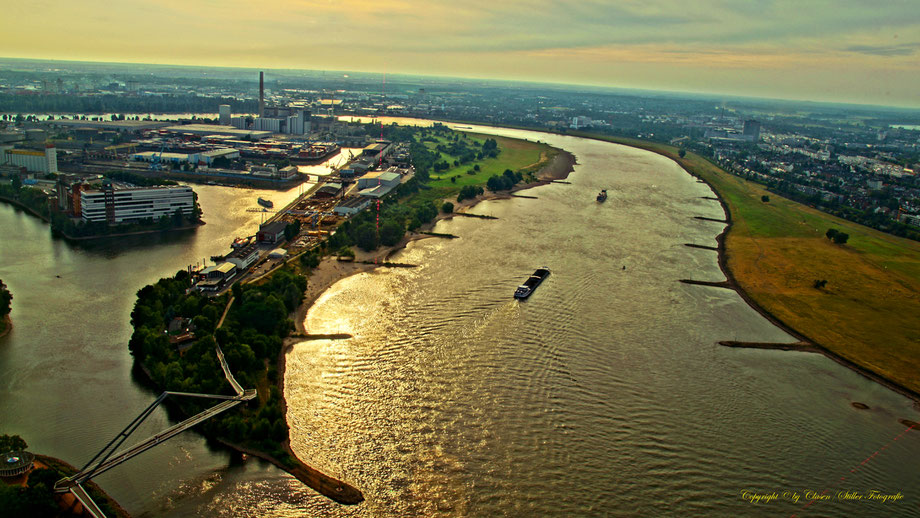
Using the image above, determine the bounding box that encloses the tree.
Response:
[832,232,849,245]
[441,202,454,214]
[379,220,405,246]
[0,434,27,452]
[0,279,11,318]
[355,223,379,251]
[761,195,770,203]
[813,279,828,289]
[678,149,686,158]
[826,228,839,240]
[300,250,320,269]
[284,221,301,241]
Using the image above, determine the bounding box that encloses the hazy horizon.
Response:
[1,1,918,109]
[4,55,920,114]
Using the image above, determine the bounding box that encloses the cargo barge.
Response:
[514,267,551,299]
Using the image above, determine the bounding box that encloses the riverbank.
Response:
[572,134,920,404]
[275,145,578,502]
[287,147,577,337]
[418,120,920,404]
[31,454,131,518]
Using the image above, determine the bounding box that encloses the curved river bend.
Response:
[0,124,917,516]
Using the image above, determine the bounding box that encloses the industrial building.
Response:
[357,171,401,198]
[50,119,170,133]
[198,148,240,165]
[130,148,240,167]
[231,116,248,129]
[257,220,288,243]
[163,124,272,140]
[80,185,196,224]
[253,117,282,133]
[226,243,260,270]
[1,145,58,174]
[131,151,191,165]
[333,196,371,216]
[196,262,237,292]
[252,112,309,135]
[361,141,394,163]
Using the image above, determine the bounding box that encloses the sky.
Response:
[2,0,919,107]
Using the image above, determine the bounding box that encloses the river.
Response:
[1,124,918,516]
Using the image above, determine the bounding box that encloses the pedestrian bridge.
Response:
[54,343,255,517]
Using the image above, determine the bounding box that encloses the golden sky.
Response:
[3,0,919,107]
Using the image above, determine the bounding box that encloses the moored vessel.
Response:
[257,197,274,208]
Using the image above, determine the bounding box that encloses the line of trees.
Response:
[486,169,524,192]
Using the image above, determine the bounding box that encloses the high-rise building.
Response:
[219,105,231,126]
[742,120,761,141]
[259,71,265,118]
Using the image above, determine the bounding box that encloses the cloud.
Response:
[844,43,920,56]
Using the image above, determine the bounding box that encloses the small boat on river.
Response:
[257,197,274,209]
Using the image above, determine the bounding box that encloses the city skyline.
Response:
[2,1,919,108]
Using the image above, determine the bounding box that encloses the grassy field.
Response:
[408,131,556,207]
[571,132,920,396]
[426,133,554,189]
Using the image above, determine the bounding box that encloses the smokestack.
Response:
[259,71,265,118]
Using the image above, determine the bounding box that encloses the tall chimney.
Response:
[259,71,265,118]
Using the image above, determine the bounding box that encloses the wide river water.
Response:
[1,123,917,517]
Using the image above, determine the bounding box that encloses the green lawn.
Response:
[570,132,920,396]
[426,133,553,190]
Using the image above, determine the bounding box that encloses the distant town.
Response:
[2,58,919,250]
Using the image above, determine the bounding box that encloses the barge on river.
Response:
[514,267,551,299]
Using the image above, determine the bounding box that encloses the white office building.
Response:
[80,185,196,224]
